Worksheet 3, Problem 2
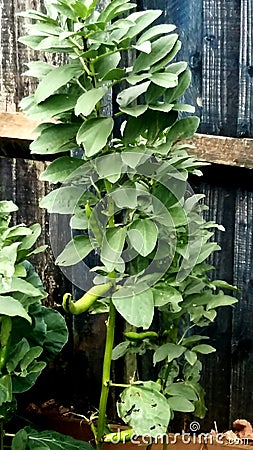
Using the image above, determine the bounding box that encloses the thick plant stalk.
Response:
[96,300,116,450]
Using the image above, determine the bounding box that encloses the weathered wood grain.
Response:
[230,189,253,422]
[202,0,241,136]
[0,155,71,305]
[237,1,253,137]
[188,133,253,169]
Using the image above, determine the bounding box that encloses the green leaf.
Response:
[7,338,30,372]
[117,382,171,437]
[128,218,158,257]
[23,61,54,78]
[21,93,80,121]
[133,34,178,73]
[12,426,94,450]
[191,344,216,354]
[55,235,93,266]
[119,104,148,117]
[101,227,126,272]
[20,347,43,371]
[185,350,198,366]
[196,242,221,264]
[99,0,136,23]
[34,63,83,103]
[0,201,18,214]
[136,24,176,45]
[94,53,121,80]
[153,286,182,311]
[117,81,150,108]
[75,87,107,116]
[166,116,200,146]
[165,69,191,104]
[77,117,114,157]
[30,124,79,155]
[40,187,97,214]
[0,375,12,405]
[41,307,68,361]
[0,243,20,278]
[0,278,45,298]
[110,187,138,209]
[153,343,186,365]
[168,396,194,412]
[206,293,238,310]
[182,335,209,346]
[211,280,239,292]
[19,224,42,251]
[150,72,178,88]
[173,103,195,113]
[121,148,147,169]
[112,286,154,329]
[112,341,130,360]
[166,382,198,401]
[126,10,163,40]
[0,295,32,323]
[40,157,85,183]
[95,153,123,183]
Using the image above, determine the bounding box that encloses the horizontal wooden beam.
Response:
[1,112,253,168]
[0,112,38,140]
[188,133,253,170]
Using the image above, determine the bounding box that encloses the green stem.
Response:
[96,300,116,450]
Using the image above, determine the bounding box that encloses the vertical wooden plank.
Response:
[202,0,241,136]
[0,155,71,305]
[230,190,253,421]
[190,170,235,430]
[237,1,253,137]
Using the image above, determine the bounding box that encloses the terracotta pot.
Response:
[27,405,253,450]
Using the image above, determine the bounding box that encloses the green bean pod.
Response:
[124,331,159,341]
[62,283,112,315]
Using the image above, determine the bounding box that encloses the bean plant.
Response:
[0,201,73,449]
[16,0,238,448]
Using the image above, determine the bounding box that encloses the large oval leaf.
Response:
[0,296,31,323]
[77,117,114,157]
[117,382,171,437]
[153,343,186,365]
[75,87,107,116]
[12,426,94,450]
[101,227,126,272]
[55,235,93,266]
[128,218,158,257]
[112,286,154,328]
[34,63,83,103]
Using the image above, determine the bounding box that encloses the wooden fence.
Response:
[1,0,253,431]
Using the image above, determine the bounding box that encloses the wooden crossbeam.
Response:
[1,112,253,168]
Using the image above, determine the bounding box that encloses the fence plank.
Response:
[230,190,253,422]
[190,172,235,430]
[237,1,253,137]
[202,0,241,136]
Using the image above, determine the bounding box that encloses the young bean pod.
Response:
[62,283,112,315]
[124,331,159,341]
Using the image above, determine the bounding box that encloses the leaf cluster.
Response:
[0,201,68,421]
